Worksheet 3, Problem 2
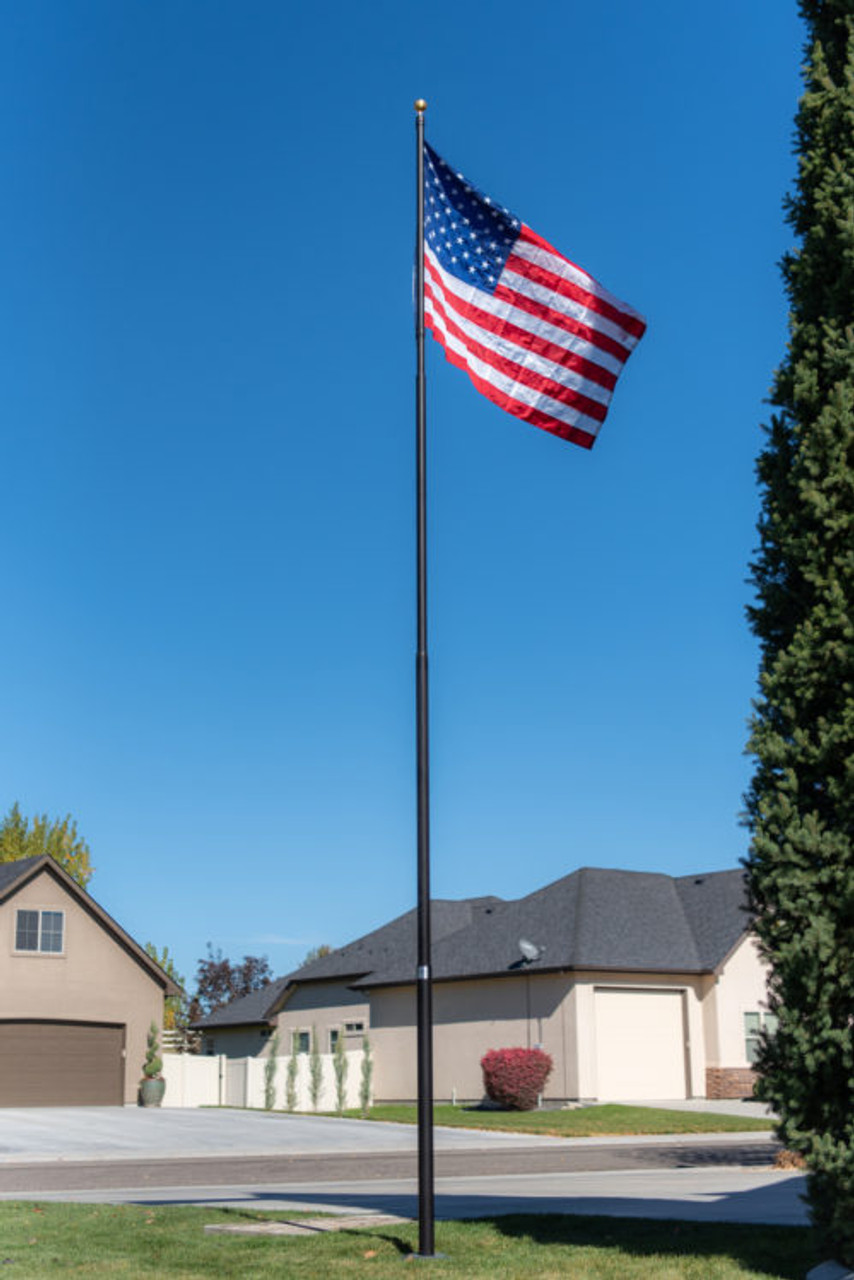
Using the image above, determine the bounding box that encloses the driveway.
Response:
[0,1104,776,1165]
[0,1106,581,1164]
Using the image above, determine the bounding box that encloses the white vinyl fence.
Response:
[161,1050,368,1111]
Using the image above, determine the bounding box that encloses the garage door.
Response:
[0,1021,124,1106]
[594,988,688,1100]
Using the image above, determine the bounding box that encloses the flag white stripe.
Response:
[426,299,604,436]
[512,236,646,333]
[425,246,627,379]
[425,281,612,409]
[500,265,637,349]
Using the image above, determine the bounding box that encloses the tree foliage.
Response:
[144,942,188,1036]
[744,0,854,1263]
[309,1025,322,1111]
[188,945,272,1021]
[0,802,92,887]
[333,1028,348,1116]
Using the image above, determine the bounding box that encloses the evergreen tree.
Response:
[744,1,853,1263]
[0,802,93,887]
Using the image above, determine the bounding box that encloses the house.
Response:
[0,855,180,1106]
[194,866,771,1102]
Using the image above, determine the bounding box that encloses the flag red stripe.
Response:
[492,279,633,364]
[426,280,609,423]
[517,226,647,340]
[426,312,597,449]
[424,255,618,393]
[507,248,647,342]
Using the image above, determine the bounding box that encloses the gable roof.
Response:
[196,866,751,1028]
[0,855,181,995]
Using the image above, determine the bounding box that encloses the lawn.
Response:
[0,1203,817,1278]
[324,1103,773,1137]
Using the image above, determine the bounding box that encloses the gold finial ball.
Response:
[414,98,427,113]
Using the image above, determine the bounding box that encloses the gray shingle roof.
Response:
[353,867,749,987]
[193,898,502,1028]
[0,856,44,897]
[194,975,293,1028]
[196,867,750,1027]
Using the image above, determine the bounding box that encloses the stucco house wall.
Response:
[274,980,370,1056]
[0,863,167,1103]
[370,974,575,1102]
[370,969,711,1103]
[200,1024,276,1058]
[702,934,770,1097]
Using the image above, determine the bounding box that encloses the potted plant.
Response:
[138,1022,166,1107]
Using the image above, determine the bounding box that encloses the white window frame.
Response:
[744,1010,778,1064]
[14,908,65,955]
[293,1029,311,1055]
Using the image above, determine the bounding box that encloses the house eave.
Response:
[354,960,716,991]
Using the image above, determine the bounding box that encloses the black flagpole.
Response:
[413,96,435,1259]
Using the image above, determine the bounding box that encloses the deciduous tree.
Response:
[0,802,92,887]
[188,945,272,1021]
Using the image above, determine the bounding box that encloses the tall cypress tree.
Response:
[744,0,853,1264]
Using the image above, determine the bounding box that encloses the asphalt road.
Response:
[0,1135,781,1196]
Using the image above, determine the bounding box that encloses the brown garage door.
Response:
[0,1021,125,1106]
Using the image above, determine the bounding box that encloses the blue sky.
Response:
[1,1,805,992]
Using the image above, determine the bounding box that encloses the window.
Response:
[744,1011,777,1064]
[15,909,64,954]
[329,1028,340,1052]
[293,1030,310,1054]
[344,1021,364,1034]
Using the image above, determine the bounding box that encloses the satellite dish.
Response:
[518,938,543,963]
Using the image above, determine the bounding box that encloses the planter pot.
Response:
[138,1077,166,1108]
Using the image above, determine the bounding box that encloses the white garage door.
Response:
[594,988,688,1100]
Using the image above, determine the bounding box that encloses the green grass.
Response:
[323,1103,773,1137]
[0,1203,817,1278]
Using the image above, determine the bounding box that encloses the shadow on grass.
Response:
[486,1213,818,1280]
[128,1177,818,1276]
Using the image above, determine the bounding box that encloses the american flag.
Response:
[423,143,646,449]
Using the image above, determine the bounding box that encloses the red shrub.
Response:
[480,1047,553,1111]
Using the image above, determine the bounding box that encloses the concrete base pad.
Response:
[205,1213,412,1237]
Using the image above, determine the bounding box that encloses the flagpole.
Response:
[413,95,435,1259]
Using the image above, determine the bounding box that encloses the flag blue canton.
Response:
[424,143,520,295]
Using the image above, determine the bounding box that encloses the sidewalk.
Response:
[0,1166,807,1227]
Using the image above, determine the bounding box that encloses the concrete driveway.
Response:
[0,1106,579,1164]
